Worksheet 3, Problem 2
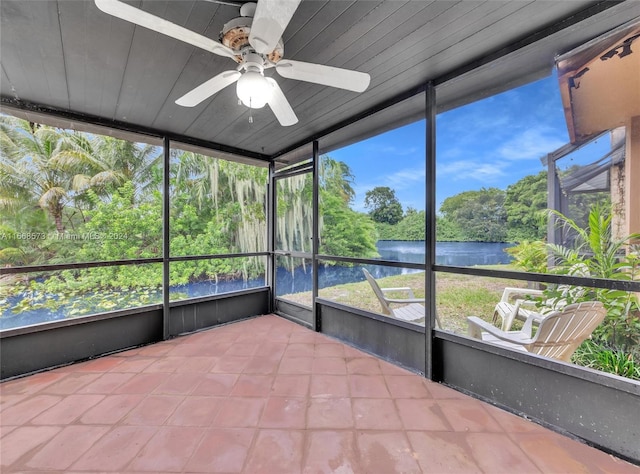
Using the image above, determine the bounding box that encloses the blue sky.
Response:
[329,72,611,213]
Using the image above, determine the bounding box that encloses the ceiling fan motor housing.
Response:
[221,11,283,63]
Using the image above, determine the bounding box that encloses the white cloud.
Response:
[351,165,426,212]
[439,101,513,142]
[437,160,507,182]
[385,166,426,187]
[498,127,565,161]
[438,147,464,160]
[374,145,419,157]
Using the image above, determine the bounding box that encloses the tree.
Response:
[52,134,162,203]
[0,116,79,233]
[504,171,547,241]
[439,188,507,242]
[170,151,268,258]
[436,215,463,241]
[372,208,427,241]
[394,208,426,240]
[320,157,355,203]
[319,157,378,258]
[319,193,378,258]
[77,183,163,262]
[364,186,403,225]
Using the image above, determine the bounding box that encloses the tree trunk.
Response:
[54,213,64,233]
[52,202,65,233]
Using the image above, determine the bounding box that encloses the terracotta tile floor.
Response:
[1,314,638,473]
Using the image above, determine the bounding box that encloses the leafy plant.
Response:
[572,340,640,380]
[7,277,164,318]
[546,205,640,350]
[505,240,548,274]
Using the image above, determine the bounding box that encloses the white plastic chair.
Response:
[362,269,441,327]
[469,301,606,362]
[493,264,589,331]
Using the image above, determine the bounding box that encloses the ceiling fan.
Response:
[94,0,371,126]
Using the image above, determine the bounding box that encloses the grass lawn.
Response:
[280,265,528,333]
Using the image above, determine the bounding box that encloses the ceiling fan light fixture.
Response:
[236,70,272,109]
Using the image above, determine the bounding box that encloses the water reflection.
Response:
[376,241,514,266]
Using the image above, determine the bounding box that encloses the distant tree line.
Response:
[364,172,607,243]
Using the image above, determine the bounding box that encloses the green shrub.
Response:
[572,340,640,380]
[546,205,640,351]
[505,240,548,273]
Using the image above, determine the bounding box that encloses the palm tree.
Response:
[52,134,162,203]
[0,116,78,233]
[320,156,355,204]
[170,150,220,210]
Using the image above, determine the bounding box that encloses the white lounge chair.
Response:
[493,264,590,331]
[493,287,547,331]
[468,301,606,362]
[362,269,441,327]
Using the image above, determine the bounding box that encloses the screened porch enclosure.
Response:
[1,0,640,466]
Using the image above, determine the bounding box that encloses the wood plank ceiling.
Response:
[1,1,639,165]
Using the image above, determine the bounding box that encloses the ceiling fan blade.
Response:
[275,59,370,93]
[176,71,241,107]
[249,0,302,55]
[94,0,236,59]
[266,78,298,126]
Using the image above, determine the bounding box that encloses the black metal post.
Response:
[425,82,437,380]
[312,140,320,332]
[546,157,564,266]
[162,136,171,340]
[267,161,276,313]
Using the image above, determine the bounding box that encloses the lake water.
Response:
[275,241,513,296]
[1,241,513,329]
[377,241,513,266]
